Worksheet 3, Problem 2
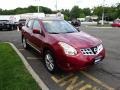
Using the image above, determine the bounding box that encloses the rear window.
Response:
[114,20,120,23]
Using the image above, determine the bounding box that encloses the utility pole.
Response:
[55,0,57,11]
[35,0,40,13]
[38,6,39,13]
[102,0,105,25]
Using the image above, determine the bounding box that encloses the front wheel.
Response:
[44,50,57,73]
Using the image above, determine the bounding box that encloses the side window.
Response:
[33,20,41,31]
[26,20,33,29]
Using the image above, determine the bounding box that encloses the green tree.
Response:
[70,6,80,19]
[83,8,91,16]
[41,6,52,14]
[61,9,70,20]
[116,3,120,18]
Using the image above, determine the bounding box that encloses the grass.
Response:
[0,43,40,90]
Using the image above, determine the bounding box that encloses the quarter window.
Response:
[26,20,33,29]
[33,20,41,30]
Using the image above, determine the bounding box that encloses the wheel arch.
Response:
[42,44,56,59]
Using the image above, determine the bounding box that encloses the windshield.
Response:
[114,20,120,23]
[43,20,78,34]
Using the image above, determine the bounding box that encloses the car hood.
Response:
[50,31,102,49]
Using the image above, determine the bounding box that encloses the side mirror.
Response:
[33,29,40,34]
[75,27,80,32]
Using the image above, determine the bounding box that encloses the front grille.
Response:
[80,44,103,55]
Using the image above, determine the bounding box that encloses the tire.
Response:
[44,50,58,73]
[11,26,14,30]
[0,28,2,31]
[22,37,29,49]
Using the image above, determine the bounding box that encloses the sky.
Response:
[0,0,120,10]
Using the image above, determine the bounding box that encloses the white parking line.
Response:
[18,49,24,51]
[27,57,41,60]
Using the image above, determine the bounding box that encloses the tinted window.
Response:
[43,20,78,34]
[33,20,41,30]
[0,20,9,23]
[114,20,120,23]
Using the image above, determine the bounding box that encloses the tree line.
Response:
[0,3,120,21]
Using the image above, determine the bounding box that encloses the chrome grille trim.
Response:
[80,44,103,55]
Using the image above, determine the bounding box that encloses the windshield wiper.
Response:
[49,32,59,34]
[65,31,77,33]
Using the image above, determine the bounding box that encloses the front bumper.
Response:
[56,48,105,72]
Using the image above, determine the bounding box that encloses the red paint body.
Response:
[22,19,105,72]
[111,20,120,27]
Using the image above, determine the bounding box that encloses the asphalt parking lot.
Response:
[0,26,120,90]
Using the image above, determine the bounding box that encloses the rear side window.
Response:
[26,20,33,29]
[33,20,41,31]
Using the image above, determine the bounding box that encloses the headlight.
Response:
[58,42,77,55]
[97,44,103,54]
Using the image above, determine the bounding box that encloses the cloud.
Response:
[0,0,119,10]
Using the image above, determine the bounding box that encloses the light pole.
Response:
[55,0,57,11]
[35,0,40,13]
[38,6,40,13]
[101,0,105,25]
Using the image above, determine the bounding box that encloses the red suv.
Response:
[22,18,105,73]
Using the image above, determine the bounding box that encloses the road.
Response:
[0,26,120,90]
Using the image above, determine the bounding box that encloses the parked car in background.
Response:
[18,19,26,30]
[111,19,120,27]
[0,20,17,31]
[22,18,105,73]
[98,20,108,25]
[71,19,81,27]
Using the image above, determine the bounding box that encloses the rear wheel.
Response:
[44,50,57,73]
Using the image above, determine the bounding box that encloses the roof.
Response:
[29,17,64,21]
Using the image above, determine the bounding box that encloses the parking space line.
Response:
[65,80,85,90]
[27,57,41,60]
[18,49,24,51]
[60,76,79,87]
[79,84,92,90]
[51,74,74,83]
[80,71,114,90]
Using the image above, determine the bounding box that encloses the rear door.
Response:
[23,19,34,44]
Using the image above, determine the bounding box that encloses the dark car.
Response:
[111,19,120,27]
[18,19,26,30]
[0,20,17,31]
[71,19,81,27]
[22,18,105,73]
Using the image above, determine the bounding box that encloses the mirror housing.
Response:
[33,29,40,34]
[75,27,80,32]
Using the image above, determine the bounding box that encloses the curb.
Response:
[86,26,113,29]
[4,42,49,90]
